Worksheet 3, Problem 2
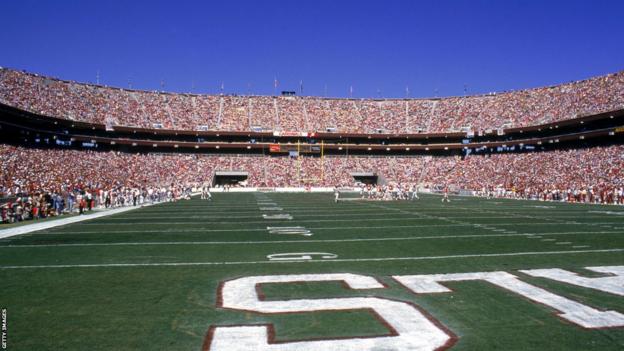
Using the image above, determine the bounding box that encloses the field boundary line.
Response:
[0,204,158,239]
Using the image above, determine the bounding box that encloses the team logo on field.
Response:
[204,266,624,350]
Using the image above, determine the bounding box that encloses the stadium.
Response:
[1,2,624,350]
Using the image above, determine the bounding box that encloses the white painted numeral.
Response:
[205,273,454,350]
[393,271,624,328]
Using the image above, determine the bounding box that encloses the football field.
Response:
[1,193,623,350]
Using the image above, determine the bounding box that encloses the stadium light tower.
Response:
[96,70,100,85]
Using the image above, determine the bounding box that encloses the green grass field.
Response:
[1,193,623,350]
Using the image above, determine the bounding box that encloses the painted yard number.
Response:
[204,267,624,350]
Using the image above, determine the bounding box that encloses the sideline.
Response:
[0,203,157,239]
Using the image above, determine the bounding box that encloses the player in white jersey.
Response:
[410,185,419,200]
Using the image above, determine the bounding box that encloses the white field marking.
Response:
[393,271,624,328]
[262,214,293,220]
[0,204,155,239]
[99,214,541,220]
[573,245,590,248]
[525,205,556,209]
[359,202,511,235]
[9,224,624,239]
[70,217,446,225]
[259,207,283,211]
[209,274,452,351]
[541,239,556,241]
[4,231,624,248]
[136,206,608,214]
[360,201,565,237]
[266,252,338,261]
[13,223,475,236]
[9,223,482,236]
[521,266,624,296]
[110,208,416,219]
[73,215,624,225]
[555,242,573,245]
[266,226,312,237]
[1,248,623,269]
[447,203,624,247]
[145,201,618,210]
[588,211,624,216]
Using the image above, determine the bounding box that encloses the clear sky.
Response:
[1,0,623,98]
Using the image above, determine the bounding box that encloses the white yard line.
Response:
[76,217,607,226]
[101,214,535,220]
[13,222,624,236]
[0,204,156,239]
[1,248,622,269]
[2,231,623,248]
[6,223,478,236]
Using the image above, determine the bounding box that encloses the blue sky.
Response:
[1,0,623,98]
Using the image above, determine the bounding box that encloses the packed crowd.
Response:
[1,68,623,133]
[1,186,193,224]
[432,146,624,203]
[1,144,623,221]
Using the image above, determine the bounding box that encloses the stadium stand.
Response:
[1,144,623,199]
[1,68,624,133]
[1,68,624,223]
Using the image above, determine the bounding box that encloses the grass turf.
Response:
[0,193,623,350]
